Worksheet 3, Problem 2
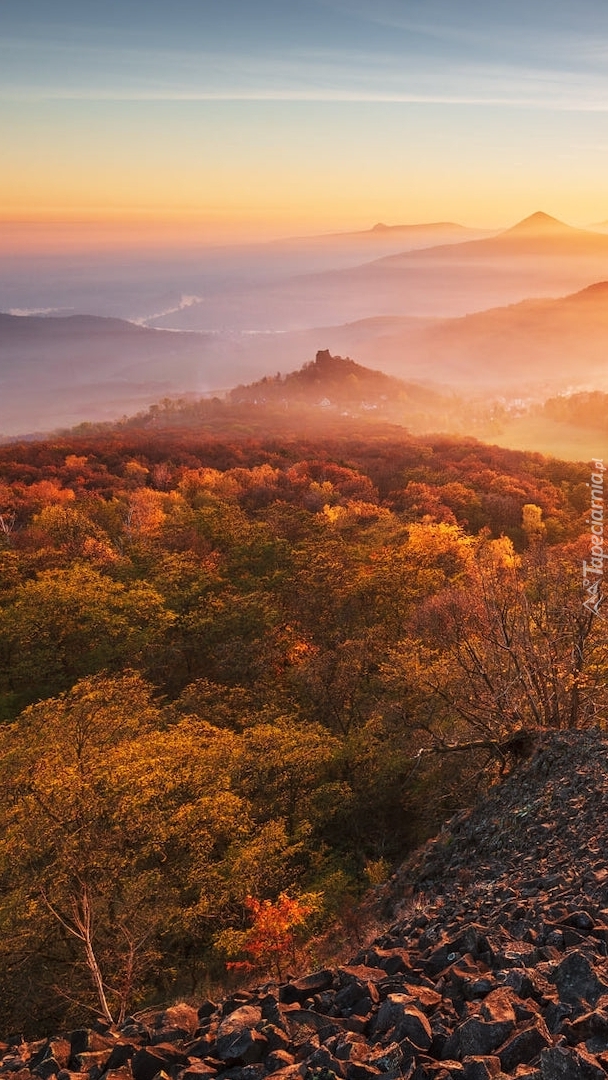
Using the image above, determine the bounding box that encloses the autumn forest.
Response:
[0,389,602,1036]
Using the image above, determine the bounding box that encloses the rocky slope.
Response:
[4,729,608,1080]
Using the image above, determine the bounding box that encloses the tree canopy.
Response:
[0,422,601,1033]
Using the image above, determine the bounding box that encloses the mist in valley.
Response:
[2,212,608,457]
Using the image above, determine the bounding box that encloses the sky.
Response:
[3,0,608,240]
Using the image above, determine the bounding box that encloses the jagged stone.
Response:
[374,995,411,1035]
[330,1035,365,1063]
[288,973,336,1002]
[540,1044,607,1079]
[215,1021,267,1067]
[394,1010,433,1051]
[264,1051,295,1073]
[258,1026,291,1054]
[497,1019,552,1072]
[333,981,377,1016]
[69,1033,116,1060]
[258,995,286,1030]
[282,1011,345,1044]
[198,1004,218,1023]
[302,1067,339,1080]
[131,1045,190,1080]
[261,1062,302,1080]
[549,952,606,1007]
[418,1062,464,1078]
[447,1016,515,1059]
[344,1064,381,1080]
[460,1057,501,1080]
[66,1051,112,1074]
[567,1008,608,1051]
[478,989,517,1027]
[216,1008,261,1043]
[304,1047,345,1078]
[221,996,255,1018]
[366,1042,404,1072]
[29,1042,72,1079]
[228,1065,267,1080]
[31,1060,61,1079]
[263,1068,302,1080]
[464,981,496,1002]
[542,1003,573,1035]
[179,1064,218,1080]
[119,1021,151,1042]
[338,968,386,988]
[154,1007,199,1038]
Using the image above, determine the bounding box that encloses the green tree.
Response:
[0,563,174,714]
[0,673,169,1027]
[0,674,255,1029]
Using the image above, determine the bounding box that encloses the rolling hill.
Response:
[148,213,608,333]
[0,313,215,435]
[3,276,608,452]
[317,280,608,392]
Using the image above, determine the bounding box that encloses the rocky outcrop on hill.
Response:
[4,729,608,1080]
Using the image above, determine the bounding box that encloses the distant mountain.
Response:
[0,312,147,340]
[272,220,481,247]
[305,279,608,393]
[150,212,608,334]
[0,313,215,436]
[5,275,608,441]
[377,211,608,264]
[501,210,577,236]
[370,221,466,233]
[562,279,608,304]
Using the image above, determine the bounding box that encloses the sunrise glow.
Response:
[3,1,608,244]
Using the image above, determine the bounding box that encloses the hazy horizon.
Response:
[4,1,608,237]
[2,2,608,460]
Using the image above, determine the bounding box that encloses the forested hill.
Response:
[229,348,442,410]
[122,349,459,435]
[0,417,603,1037]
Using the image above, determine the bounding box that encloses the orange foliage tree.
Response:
[218,892,320,980]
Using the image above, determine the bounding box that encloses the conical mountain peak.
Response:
[501,211,579,237]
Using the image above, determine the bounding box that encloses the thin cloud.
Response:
[8,306,71,316]
[5,83,608,112]
[136,295,205,326]
[4,37,608,111]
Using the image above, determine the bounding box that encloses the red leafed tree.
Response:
[223,893,320,980]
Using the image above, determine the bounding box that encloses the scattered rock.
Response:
[6,732,608,1080]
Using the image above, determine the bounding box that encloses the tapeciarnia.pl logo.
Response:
[583,458,605,619]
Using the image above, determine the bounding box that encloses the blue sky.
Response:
[2,1,608,234]
[4,0,608,105]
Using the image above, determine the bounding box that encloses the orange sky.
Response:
[3,4,608,246]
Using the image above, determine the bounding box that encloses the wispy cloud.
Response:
[136,295,205,326]
[8,306,72,316]
[3,34,608,111]
[318,0,608,61]
[5,76,608,112]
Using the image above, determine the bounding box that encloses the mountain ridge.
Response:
[500,210,584,236]
[372,211,608,266]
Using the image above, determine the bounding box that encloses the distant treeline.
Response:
[542,390,608,429]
